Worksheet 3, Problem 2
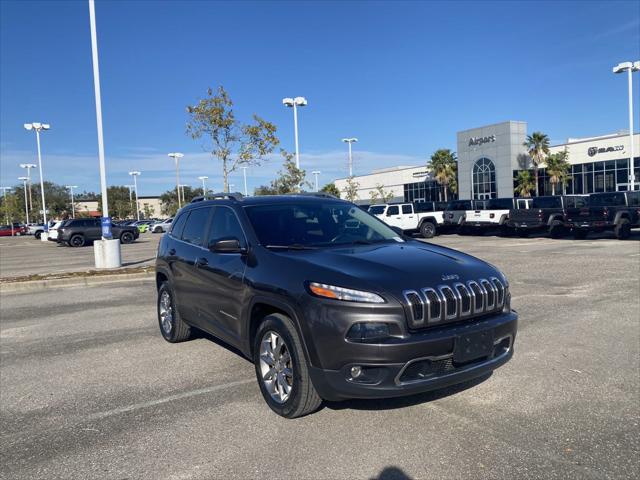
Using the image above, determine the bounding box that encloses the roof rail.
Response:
[292,191,338,199]
[190,192,244,203]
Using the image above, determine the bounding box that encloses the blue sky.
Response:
[1,0,639,196]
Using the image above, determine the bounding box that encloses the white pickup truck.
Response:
[368,202,447,238]
[464,197,532,234]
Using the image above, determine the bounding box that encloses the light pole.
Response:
[198,176,208,197]
[18,177,29,224]
[312,171,321,192]
[168,152,184,208]
[65,185,78,218]
[613,61,640,191]
[0,187,11,226]
[126,184,134,212]
[128,171,141,220]
[179,184,189,204]
[23,123,50,236]
[241,166,248,195]
[282,97,307,169]
[341,138,358,177]
[19,163,36,212]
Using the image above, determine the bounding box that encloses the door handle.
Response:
[169,248,176,256]
[195,257,208,267]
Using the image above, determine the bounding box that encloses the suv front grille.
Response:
[403,277,507,328]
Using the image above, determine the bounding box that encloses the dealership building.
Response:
[335,121,640,204]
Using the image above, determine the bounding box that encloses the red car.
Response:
[0,225,27,236]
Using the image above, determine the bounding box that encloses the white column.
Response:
[293,102,300,169]
[627,68,636,190]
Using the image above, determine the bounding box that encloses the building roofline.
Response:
[550,132,639,148]
[335,164,428,182]
[457,120,526,135]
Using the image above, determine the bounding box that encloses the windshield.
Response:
[532,197,562,208]
[244,202,404,248]
[368,205,386,215]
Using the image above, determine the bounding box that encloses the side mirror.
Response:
[209,237,247,254]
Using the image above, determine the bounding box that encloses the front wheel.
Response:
[34,231,42,240]
[69,234,85,247]
[549,220,565,239]
[120,231,134,244]
[419,221,436,239]
[157,282,192,342]
[254,314,322,419]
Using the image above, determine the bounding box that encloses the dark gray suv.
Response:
[155,193,518,418]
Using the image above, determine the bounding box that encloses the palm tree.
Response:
[523,132,550,196]
[514,170,536,197]
[544,150,571,195]
[427,149,457,201]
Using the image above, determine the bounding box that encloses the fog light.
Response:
[350,366,362,378]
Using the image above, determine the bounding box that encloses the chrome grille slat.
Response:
[404,278,507,329]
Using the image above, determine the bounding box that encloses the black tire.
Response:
[573,229,588,240]
[69,234,85,247]
[419,221,436,239]
[499,224,513,237]
[120,231,134,244]
[34,231,42,240]
[615,218,631,240]
[549,220,564,239]
[157,281,192,343]
[254,313,322,419]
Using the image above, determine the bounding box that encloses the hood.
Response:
[273,240,504,300]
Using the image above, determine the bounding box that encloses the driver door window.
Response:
[207,207,246,249]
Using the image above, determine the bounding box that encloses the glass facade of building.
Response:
[513,157,640,197]
[404,179,449,203]
[472,157,497,199]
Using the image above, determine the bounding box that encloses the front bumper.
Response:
[308,311,517,401]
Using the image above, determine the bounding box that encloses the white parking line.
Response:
[86,378,254,421]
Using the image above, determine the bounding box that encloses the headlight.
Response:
[308,282,385,304]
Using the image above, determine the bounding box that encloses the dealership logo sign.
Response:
[588,145,624,157]
[468,135,496,147]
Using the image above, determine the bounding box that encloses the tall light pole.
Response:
[312,171,321,192]
[128,171,141,220]
[18,177,29,224]
[0,187,11,226]
[19,163,36,212]
[168,152,184,209]
[342,138,358,177]
[65,185,78,218]
[23,123,50,236]
[198,176,208,197]
[241,166,248,195]
[613,61,640,191]
[89,0,120,267]
[282,97,307,169]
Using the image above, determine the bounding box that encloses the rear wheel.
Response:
[157,282,192,342]
[615,218,630,240]
[549,220,565,239]
[69,234,85,247]
[419,221,436,239]
[120,231,134,244]
[254,313,322,418]
[34,231,42,240]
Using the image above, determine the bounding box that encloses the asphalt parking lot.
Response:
[0,234,161,278]
[1,234,639,479]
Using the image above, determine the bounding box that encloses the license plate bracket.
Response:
[454,330,494,363]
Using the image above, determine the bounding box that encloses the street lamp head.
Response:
[198,176,209,180]
[634,61,640,71]
[294,97,307,106]
[613,61,634,74]
[41,124,50,130]
[168,152,184,159]
[23,123,33,131]
[65,185,78,189]
[20,163,37,169]
[282,97,294,107]
[128,171,141,176]
[18,176,28,181]
[312,170,321,175]
[342,138,358,143]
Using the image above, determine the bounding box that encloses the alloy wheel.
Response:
[159,290,173,334]
[259,331,293,404]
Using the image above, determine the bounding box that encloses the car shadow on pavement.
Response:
[122,257,156,266]
[324,373,492,413]
[369,466,414,480]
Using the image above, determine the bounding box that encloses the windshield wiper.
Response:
[264,244,317,250]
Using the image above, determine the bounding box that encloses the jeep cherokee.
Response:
[155,193,517,418]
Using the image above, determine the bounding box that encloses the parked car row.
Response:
[370,191,639,240]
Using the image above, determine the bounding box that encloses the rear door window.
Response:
[387,206,399,215]
[180,207,212,246]
[170,212,189,239]
[532,197,562,208]
[401,204,413,214]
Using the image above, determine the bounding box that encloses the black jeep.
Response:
[565,191,640,239]
[155,193,517,418]
[508,195,588,238]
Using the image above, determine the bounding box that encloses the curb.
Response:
[0,271,155,294]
